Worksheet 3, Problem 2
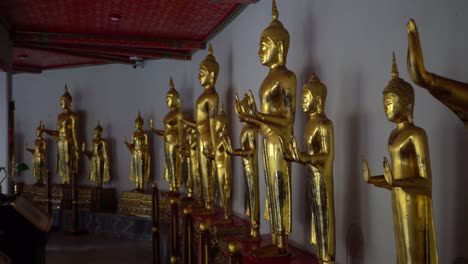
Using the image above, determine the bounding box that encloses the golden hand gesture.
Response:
[81,142,86,152]
[362,159,371,183]
[150,119,154,129]
[223,136,233,154]
[383,157,393,185]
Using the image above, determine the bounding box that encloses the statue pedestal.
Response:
[218,235,320,264]
[118,190,152,217]
[23,184,116,212]
[191,207,250,262]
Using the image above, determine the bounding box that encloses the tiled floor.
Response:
[46,232,152,264]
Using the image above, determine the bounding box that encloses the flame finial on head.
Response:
[391,52,399,79]
[95,120,103,132]
[272,0,279,21]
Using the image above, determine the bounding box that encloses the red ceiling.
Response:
[0,0,257,73]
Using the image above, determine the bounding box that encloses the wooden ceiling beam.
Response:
[12,65,42,74]
[15,44,134,65]
[15,42,192,60]
[14,31,205,50]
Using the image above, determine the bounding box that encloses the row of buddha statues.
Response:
[23,1,468,263]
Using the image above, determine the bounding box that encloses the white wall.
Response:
[0,22,12,194]
[13,0,468,263]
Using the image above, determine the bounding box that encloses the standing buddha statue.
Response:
[235,0,296,254]
[82,121,110,188]
[180,44,219,213]
[203,105,232,221]
[45,86,79,184]
[150,78,184,193]
[281,73,335,263]
[363,54,438,263]
[125,112,151,191]
[26,121,47,185]
[224,92,260,239]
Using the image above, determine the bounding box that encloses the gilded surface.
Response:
[282,73,335,263]
[26,121,47,185]
[180,44,219,212]
[151,78,184,193]
[224,92,260,239]
[204,106,232,220]
[363,54,438,263]
[407,19,468,127]
[82,121,110,188]
[182,126,202,202]
[125,112,150,190]
[235,0,296,252]
[45,86,79,184]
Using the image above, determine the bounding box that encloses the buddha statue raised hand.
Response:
[26,121,47,185]
[125,112,151,191]
[235,0,296,254]
[45,86,79,184]
[363,54,438,263]
[82,121,110,188]
[150,78,184,193]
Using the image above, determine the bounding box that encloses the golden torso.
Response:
[163,109,182,144]
[196,88,219,139]
[259,66,295,139]
[57,111,77,139]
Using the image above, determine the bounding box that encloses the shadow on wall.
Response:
[339,71,367,264]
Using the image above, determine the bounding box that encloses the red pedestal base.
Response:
[220,235,320,264]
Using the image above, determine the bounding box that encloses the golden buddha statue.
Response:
[281,73,335,263]
[224,92,260,238]
[180,44,219,212]
[82,121,110,188]
[181,126,202,202]
[26,121,47,185]
[45,86,79,184]
[150,78,184,193]
[125,112,151,191]
[203,105,232,220]
[407,19,468,127]
[235,0,296,253]
[363,54,438,263]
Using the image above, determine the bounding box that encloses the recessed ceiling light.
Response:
[19,55,28,60]
[110,15,120,22]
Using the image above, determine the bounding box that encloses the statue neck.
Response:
[204,84,215,91]
[309,110,324,120]
[396,120,412,130]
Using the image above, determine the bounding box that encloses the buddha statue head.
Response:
[166,78,181,109]
[94,121,103,138]
[258,0,290,67]
[135,111,144,130]
[302,73,327,115]
[60,85,72,110]
[199,44,219,87]
[383,53,415,124]
[36,121,45,137]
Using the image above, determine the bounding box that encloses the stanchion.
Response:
[182,207,193,264]
[170,195,180,263]
[152,183,160,264]
[198,223,210,264]
[70,173,79,234]
[228,241,242,264]
[46,170,52,215]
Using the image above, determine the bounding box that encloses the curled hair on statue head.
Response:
[383,53,415,123]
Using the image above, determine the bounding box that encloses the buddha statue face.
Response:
[36,127,42,137]
[301,90,315,113]
[383,93,407,123]
[166,93,180,109]
[135,120,143,130]
[258,36,280,67]
[94,129,102,138]
[199,65,214,87]
[60,98,71,110]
